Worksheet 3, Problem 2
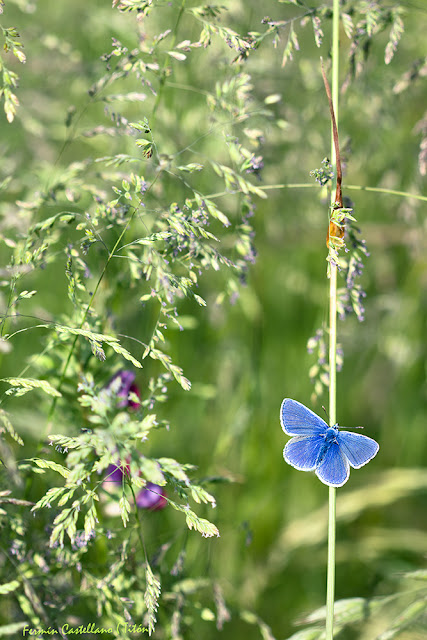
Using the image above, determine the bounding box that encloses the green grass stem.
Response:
[325,0,341,637]
[208,185,427,203]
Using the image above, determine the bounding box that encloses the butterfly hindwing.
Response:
[338,430,379,469]
[281,398,328,436]
[315,441,350,487]
[284,435,325,471]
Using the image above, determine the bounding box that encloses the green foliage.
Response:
[144,563,161,635]
[1,377,62,398]
[286,572,427,639]
[0,16,26,123]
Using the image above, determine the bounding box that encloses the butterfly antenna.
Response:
[321,405,331,424]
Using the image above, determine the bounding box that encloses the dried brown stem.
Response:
[321,59,344,247]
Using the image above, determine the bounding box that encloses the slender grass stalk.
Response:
[326,266,337,639]
[326,0,341,637]
[209,185,427,204]
[326,483,336,638]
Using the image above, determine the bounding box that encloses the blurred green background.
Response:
[1,0,426,638]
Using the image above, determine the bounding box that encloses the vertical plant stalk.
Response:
[326,0,341,637]
[326,267,337,640]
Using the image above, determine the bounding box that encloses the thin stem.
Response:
[329,0,340,437]
[128,481,148,561]
[44,169,162,436]
[151,0,186,126]
[326,0,340,638]
[205,183,427,203]
[345,184,427,201]
[45,209,138,432]
[326,483,336,637]
[328,266,338,428]
[321,59,342,209]
[326,264,337,640]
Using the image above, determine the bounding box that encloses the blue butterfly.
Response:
[280,399,379,487]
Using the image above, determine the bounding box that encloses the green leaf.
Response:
[50,503,79,545]
[84,502,98,541]
[108,341,142,368]
[0,580,20,595]
[133,231,173,245]
[176,163,203,173]
[282,24,297,67]
[167,51,187,61]
[54,325,142,368]
[311,16,323,48]
[148,348,190,389]
[140,457,166,485]
[0,409,23,445]
[341,12,354,39]
[144,563,161,635]
[193,294,206,306]
[169,501,219,537]
[158,457,190,483]
[264,94,281,105]
[90,339,106,362]
[29,458,70,478]
[129,119,150,133]
[1,377,61,398]
[194,193,231,227]
[190,484,216,507]
[185,511,219,537]
[102,92,147,102]
[385,10,404,65]
[31,487,68,511]
[119,493,131,527]
[16,289,37,301]
[135,414,159,438]
[377,599,427,640]
[0,622,28,636]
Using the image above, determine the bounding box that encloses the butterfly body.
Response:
[316,426,338,465]
[280,398,379,487]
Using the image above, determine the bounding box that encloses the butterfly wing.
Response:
[284,435,325,471]
[338,431,379,469]
[315,441,350,487]
[280,399,328,436]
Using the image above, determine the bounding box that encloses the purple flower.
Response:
[103,464,167,511]
[106,370,141,409]
[136,483,167,511]
[104,462,130,483]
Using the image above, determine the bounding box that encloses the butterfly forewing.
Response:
[338,431,379,469]
[315,441,350,487]
[284,435,325,471]
[281,398,328,436]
